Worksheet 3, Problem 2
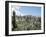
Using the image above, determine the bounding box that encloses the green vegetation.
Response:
[12,11,41,31]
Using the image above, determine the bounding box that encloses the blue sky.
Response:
[13,6,41,16]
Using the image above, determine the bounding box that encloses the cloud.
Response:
[12,6,24,16]
[15,10,24,16]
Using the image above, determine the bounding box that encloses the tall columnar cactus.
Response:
[12,11,17,30]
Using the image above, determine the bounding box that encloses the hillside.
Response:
[12,15,41,31]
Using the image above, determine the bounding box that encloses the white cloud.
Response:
[15,10,24,16]
[12,6,24,16]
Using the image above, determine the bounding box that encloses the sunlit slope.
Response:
[12,15,41,31]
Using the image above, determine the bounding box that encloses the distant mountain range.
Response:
[15,15,41,18]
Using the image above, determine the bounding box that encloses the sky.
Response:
[12,6,41,16]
